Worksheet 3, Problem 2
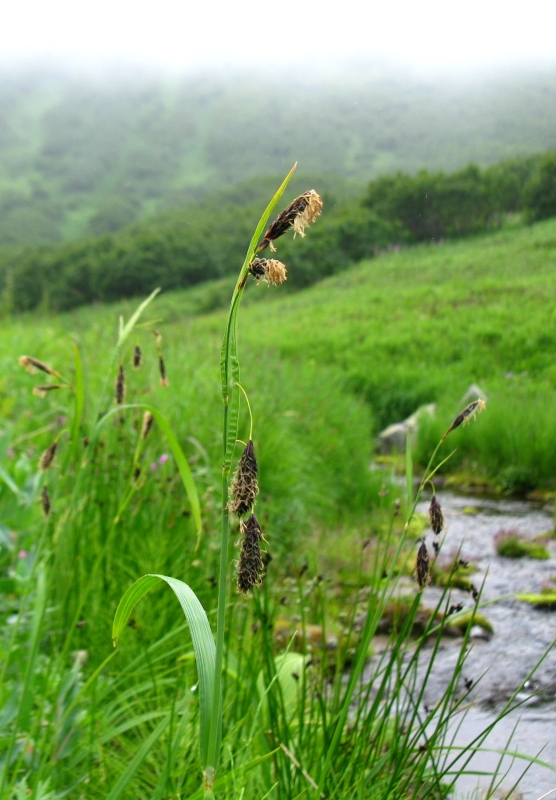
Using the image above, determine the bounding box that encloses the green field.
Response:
[0,207,554,797]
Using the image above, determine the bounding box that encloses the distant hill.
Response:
[1,62,556,245]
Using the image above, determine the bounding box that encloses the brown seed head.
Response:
[141,411,154,440]
[443,399,486,439]
[39,441,58,472]
[159,356,169,387]
[249,258,287,287]
[415,541,430,589]
[41,485,51,517]
[237,513,266,594]
[228,439,259,516]
[19,356,59,377]
[115,365,126,405]
[429,494,444,535]
[259,190,323,252]
[33,384,63,399]
[132,345,143,370]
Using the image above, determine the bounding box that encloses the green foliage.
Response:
[494,530,550,560]
[2,65,556,247]
[523,151,556,222]
[362,157,548,242]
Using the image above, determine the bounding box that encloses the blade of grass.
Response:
[112,574,215,768]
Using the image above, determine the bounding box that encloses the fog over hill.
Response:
[1,61,556,246]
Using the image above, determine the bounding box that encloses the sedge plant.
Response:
[111,164,326,795]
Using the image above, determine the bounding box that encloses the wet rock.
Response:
[376,403,436,454]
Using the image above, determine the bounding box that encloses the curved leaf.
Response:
[112,574,215,767]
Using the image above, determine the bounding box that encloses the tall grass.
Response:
[0,174,552,799]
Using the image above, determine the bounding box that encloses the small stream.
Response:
[416,491,556,799]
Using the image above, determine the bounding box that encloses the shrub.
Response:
[362,164,497,241]
[523,151,556,222]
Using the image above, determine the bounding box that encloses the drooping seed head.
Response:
[132,345,143,370]
[443,399,486,439]
[141,410,154,440]
[41,485,51,516]
[19,356,59,377]
[159,356,169,388]
[33,384,63,399]
[39,441,57,472]
[237,513,266,594]
[415,541,430,589]
[249,258,287,286]
[258,190,323,252]
[429,494,444,535]
[228,439,259,517]
[115,365,126,405]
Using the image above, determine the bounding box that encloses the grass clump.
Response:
[494,529,550,560]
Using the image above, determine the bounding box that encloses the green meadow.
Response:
[0,204,555,797]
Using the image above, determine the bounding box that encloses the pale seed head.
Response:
[19,356,59,377]
[141,411,154,440]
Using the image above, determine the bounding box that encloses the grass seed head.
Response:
[415,541,430,589]
[132,345,143,369]
[159,356,169,387]
[19,356,59,377]
[141,410,154,440]
[259,190,323,251]
[41,484,51,516]
[443,398,486,439]
[115,365,126,405]
[39,441,57,472]
[429,494,444,535]
[249,258,287,286]
[228,439,259,516]
[237,512,266,594]
[33,384,63,399]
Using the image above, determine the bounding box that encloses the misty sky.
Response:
[2,0,556,74]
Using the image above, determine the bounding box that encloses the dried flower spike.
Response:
[41,485,51,516]
[19,356,59,377]
[141,411,154,440]
[33,384,63,399]
[39,441,57,472]
[443,399,486,439]
[228,439,259,516]
[159,356,169,388]
[249,258,287,287]
[132,345,143,370]
[429,495,444,535]
[115,365,126,405]
[415,541,430,589]
[258,190,323,252]
[237,513,266,594]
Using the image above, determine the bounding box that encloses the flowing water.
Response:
[416,491,556,799]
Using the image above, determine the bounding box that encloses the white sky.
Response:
[1,0,556,74]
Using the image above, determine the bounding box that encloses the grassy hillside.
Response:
[1,63,556,245]
[0,213,554,797]
[2,214,555,493]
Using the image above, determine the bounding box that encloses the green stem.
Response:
[205,165,297,784]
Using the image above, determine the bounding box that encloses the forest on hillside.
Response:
[1,62,556,245]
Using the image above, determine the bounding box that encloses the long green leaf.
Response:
[117,287,161,349]
[112,574,215,767]
[70,342,85,445]
[405,430,413,520]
